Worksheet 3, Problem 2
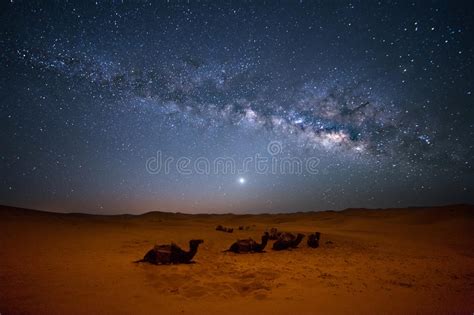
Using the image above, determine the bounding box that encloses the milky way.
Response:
[1,1,473,213]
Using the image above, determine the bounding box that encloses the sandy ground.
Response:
[1,204,473,314]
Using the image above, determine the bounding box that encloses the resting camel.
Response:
[216,225,233,233]
[307,232,321,248]
[268,227,282,240]
[224,232,269,253]
[135,239,204,264]
[272,232,305,250]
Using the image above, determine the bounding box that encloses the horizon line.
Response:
[0,203,472,217]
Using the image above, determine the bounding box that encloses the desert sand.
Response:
[1,204,473,314]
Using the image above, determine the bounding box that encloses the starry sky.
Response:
[1,1,473,214]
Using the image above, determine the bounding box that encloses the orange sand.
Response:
[1,205,473,314]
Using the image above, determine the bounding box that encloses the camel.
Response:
[272,233,305,250]
[135,239,204,264]
[307,232,321,248]
[224,232,269,253]
[216,225,233,233]
[268,227,282,240]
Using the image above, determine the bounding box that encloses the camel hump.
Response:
[154,244,173,251]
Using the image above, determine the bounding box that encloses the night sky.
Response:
[1,1,473,214]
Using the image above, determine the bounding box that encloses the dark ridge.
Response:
[0,203,472,217]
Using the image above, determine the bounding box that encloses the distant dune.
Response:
[1,204,473,314]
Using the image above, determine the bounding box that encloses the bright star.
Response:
[238,177,246,184]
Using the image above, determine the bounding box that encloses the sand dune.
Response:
[1,205,473,314]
